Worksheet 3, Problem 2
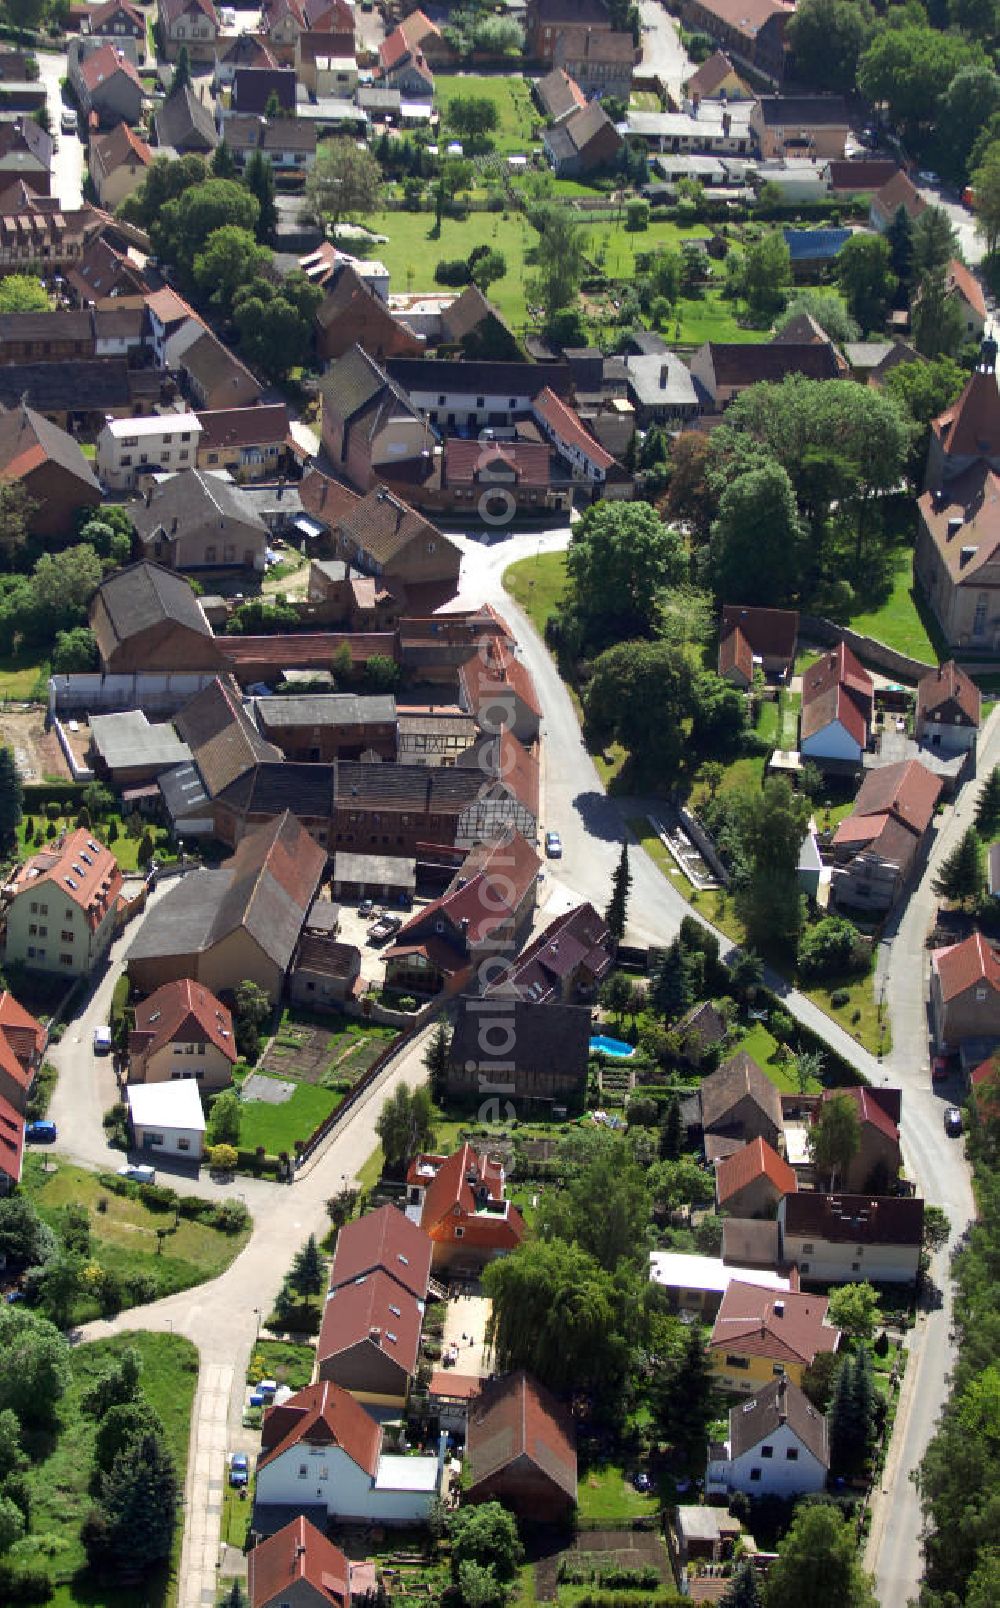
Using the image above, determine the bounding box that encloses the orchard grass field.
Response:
[435,74,537,153]
[10,1331,199,1608]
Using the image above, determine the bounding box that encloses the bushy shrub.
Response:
[434,257,470,286]
[830,988,850,1008]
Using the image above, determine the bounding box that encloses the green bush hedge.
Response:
[22,780,86,808]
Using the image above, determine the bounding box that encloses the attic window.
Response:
[389,1304,401,1317]
[80,852,93,866]
[65,877,77,890]
[148,1010,161,1023]
[398,1253,409,1265]
[386,1331,398,1344]
[87,841,100,853]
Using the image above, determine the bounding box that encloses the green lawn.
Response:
[779,689,801,748]
[847,547,939,665]
[361,207,536,328]
[0,649,49,701]
[731,1021,823,1094]
[16,812,173,873]
[236,1073,341,1154]
[248,1339,315,1390]
[575,1462,660,1525]
[23,1155,251,1319]
[802,965,890,1059]
[503,550,568,637]
[221,1477,254,1551]
[435,74,537,153]
[10,1331,199,1608]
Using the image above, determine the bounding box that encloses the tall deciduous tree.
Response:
[564,500,686,651]
[912,268,966,358]
[539,1135,650,1271]
[585,641,694,776]
[709,462,805,607]
[732,776,810,949]
[808,1092,860,1188]
[936,68,1000,186]
[786,0,873,92]
[858,25,985,149]
[766,1502,877,1608]
[828,1280,882,1340]
[739,232,791,323]
[0,1306,71,1425]
[973,139,1000,254]
[305,140,383,233]
[375,1083,436,1173]
[837,233,897,331]
[528,205,585,319]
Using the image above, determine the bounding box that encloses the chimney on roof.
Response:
[774,1300,785,1317]
[776,1373,787,1421]
[722,110,731,137]
[659,363,669,389]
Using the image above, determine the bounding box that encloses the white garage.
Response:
[127,1079,206,1161]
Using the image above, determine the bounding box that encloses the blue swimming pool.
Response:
[590,1035,635,1059]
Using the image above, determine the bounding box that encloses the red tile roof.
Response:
[0,1088,24,1185]
[800,642,873,748]
[718,623,752,683]
[946,257,987,322]
[932,929,1000,1003]
[412,1142,526,1253]
[317,1266,423,1378]
[533,385,615,471]
[833,759,942,853]
[710,1281,840,1368]
[394,830,540,951]
[328,1203,431,1299]
[249,1514,349,1608]
[917,659,981,728]
[467,1370,577,1504]
[429,1370,482,1400]
[715,1136,797,1206]
[459,632,541,720]
[931,367,1000,461]
[129,978,236,1066]
[11,828,122,933]
[79,42,143,93]
[258,1379,380,1475]
[444,437,553,487]
[819,1085,899,1144]
[0,991,44,1087]
[224,633,394,669]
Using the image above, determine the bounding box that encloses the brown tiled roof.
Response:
[800,642,873,748]
[686,50,744,97]
[837,759,941,839]
[710,1281,839,1367]
[720,604,798,669]
[688,0,792,39]
[196,403,290,452]
[553,24,636,62]
[718,623,752,682]
[92,560,213,646]
[79,41,143,93]
[249,1515,348,1608]
[328,1203,431,1299]
[176,675,282,798]
[218,810,326,956]
[298,466,362,527]
[316,1267,422,1378]
[535,66,587,121]
[827,159,898,192]
[90,120,151,182]
[0,991,45,1075]
[180,328,261,402]
[258,1380,380,1475]
[485,901,612,1001]
[781,1191,923,1246]
[129,978,236,1065]
[396,830,540,948]
[932,929,1000,1003]
[699,340,843,386]
[873,170,926,222]
[340,486,449,568]
[439,283,512,344]
[10,828,122,934]
[467,1370,577,1504]
[450,993,591,1081]
[700,1052,782,1135]
[931,368,1000,461]
[916,659,980,728]
[0,401,100,494]
[728,1376,828,1465]
[445,437,552,488]
[715,1136,797,1206]
[918,463,1000,585]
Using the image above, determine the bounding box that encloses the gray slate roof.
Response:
[450,994,591,1079]
[154,83,218,150]
[94,561,212,644]
[89,710,191,771]
[728,1377,829,1467]
[132,468,266,547]
[254,692,396,729]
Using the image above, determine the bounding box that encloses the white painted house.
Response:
[97,413,202,491]
[254,1380,444,1527]
[778,1192,923,1285]
[706,1376,829,1499]
[799,642,873,765]
[127,1077,206,1160]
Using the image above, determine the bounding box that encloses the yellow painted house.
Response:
[709,1280,840,1394]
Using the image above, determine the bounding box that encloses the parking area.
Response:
[334,898,430,988]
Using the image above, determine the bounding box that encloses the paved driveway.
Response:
[36,50,84,210]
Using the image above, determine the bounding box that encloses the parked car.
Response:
[93,1024,112,1054]
[944,1105,963,1136]
[358,898,376,916]
[118,1163,156,1184]
[932,1053,956,1082]
[229,1452,249,1488]
[25,1120,56,1143]
[918,170,939,186]
[545,830,563,858]
[632,1472,652,1492]
[60,109,76,134]
[367,914,402,945]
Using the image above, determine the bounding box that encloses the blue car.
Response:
[248,1390,268,1409]
[25,1120,56,1144]
[229,1453,249,1488]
